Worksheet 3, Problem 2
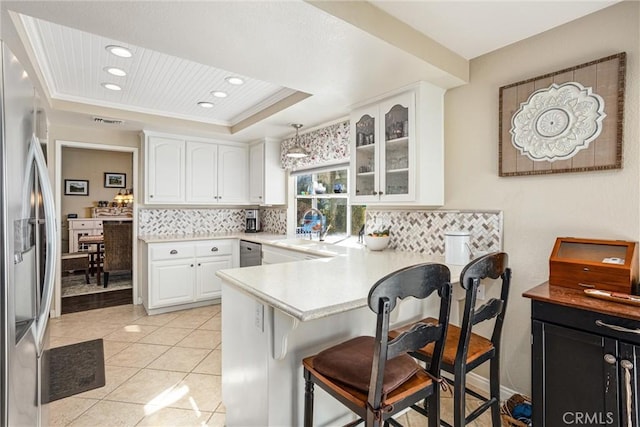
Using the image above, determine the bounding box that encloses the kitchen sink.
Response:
[275,238,320,246]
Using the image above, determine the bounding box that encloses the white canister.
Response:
[445,231,471,265]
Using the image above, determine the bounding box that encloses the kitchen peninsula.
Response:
[216,238,464,426]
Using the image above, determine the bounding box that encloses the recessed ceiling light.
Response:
[105,45,132,58]
[104,66,127,77]
[211,91,228,98]
[198,101,214,108]
[101,82,122,91]
[225,76,244,85]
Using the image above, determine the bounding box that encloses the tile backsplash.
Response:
[139,207,287,235]
[138,207,502,255]
[366,210,502,255]
[139,208,245,235]
[260,208,287,234]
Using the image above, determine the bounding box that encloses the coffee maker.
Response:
[245,209,261,232]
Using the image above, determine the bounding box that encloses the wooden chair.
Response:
[102,222,132,288]
[389,252,511,427]
[302,263,453,427]
[61,252,90,284]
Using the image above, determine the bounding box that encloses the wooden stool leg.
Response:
[89,253,95,276]
[84,267,90,284]
[303,369,314,427]
[490,358,501,427]
[454,366,467,427]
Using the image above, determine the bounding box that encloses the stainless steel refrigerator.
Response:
[1,41,57,426]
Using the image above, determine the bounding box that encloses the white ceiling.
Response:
[1,0,619,142]
[371,0,620,60]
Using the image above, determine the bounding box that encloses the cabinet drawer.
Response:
[533,301,640,345]
[196,240,233,257]
[550,261,634,293]
[69,220,97,230]
[150,243,195,261]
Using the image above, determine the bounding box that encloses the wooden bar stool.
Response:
[302,263,453,427]
[389,252,511,427]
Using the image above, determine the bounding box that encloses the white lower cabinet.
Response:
[151,257,196,307]
[142,239,238,314]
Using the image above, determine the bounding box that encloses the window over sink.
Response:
[293,166,365,240]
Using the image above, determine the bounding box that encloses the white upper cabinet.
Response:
[217,145,248,204]
[143,131,249,205]
[249,138,285,205]
[349,82,444,206]
[186,141,218,203]
[146,136,185,203]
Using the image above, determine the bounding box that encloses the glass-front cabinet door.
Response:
[380,91,414,201]
[352,106,379,202]
[350,91,415,203]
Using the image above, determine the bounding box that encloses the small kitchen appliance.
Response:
[245,209,261,232]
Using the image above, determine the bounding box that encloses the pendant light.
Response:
[286,123,309,158]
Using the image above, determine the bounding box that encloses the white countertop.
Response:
[139,232,464,321]
[215,237,464,322]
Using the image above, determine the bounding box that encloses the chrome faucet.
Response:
[300,208,330,241]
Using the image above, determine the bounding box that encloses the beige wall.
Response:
[51,124,139,251]
[61,147,133,218]
[443,1,639,394]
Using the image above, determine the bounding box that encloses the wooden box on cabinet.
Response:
[549,237,639,294]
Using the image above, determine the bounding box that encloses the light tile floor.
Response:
[49,303,493,427]
[49,304,224,427]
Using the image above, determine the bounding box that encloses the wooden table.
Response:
[78,235,104,286]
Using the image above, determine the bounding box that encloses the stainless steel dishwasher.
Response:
[240,240,262,267]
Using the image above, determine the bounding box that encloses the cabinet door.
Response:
[532,320,620,426]
[196,255,232,300]
[147,136,185,203]
[249,143,264,204]
[149,259,195,308]
[619,342,640,427]
[350,105,380,203]
[186,141,218,203]
[379,91,414,202]
[218,145,248,204]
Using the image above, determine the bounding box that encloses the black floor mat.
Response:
[42,339,105,403]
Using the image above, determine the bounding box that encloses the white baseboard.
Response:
[464,371,521,402]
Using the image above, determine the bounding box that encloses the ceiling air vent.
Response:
[93,116,125,125]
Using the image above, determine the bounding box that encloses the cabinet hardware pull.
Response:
[259,196,262,199]
[198,263,201,266]
[372,191,378,195]
[211,247,218,252]
[379,191,384,195]
[622,359,634,427]
[604,354,617,365]
[190,264,194,267]
[595,320,640,334]
[170,249,178,254]
[150,195,154,198]
[583,267,590,271]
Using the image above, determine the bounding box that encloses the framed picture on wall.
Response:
[104,172,126,188]
[64,179,89,196]
[498,52,626,176]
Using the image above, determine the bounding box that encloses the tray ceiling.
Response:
[20,14,301,127]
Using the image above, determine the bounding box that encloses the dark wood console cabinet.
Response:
[525,283,640,427]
